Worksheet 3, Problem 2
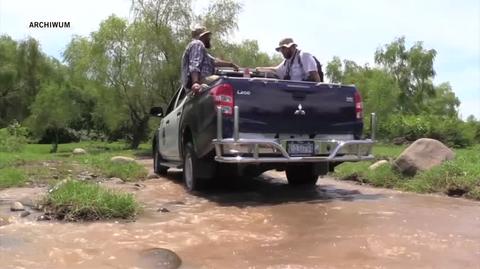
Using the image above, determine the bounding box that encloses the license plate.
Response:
[286,141,315,156]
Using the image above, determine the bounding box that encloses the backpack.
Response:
[284,50,324,82]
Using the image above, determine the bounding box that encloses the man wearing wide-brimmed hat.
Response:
[181,26,239,93]
[256,38,321,82]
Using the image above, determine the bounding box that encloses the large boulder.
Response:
[393,138,455,176]
[110,156,135,163]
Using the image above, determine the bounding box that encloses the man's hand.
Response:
[191,82,202,94]
[231,62,239,71]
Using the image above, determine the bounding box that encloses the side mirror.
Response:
[149,107,163,117]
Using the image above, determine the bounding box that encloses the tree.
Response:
[0,35,65,133]
[325,56,343,83]
[27,81,82,152]
[0,35,19,126]
[374,37,437,114]
[70,0,247,149]
[424,82,460,118]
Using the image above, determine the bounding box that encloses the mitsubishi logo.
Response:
[294,104,306,115]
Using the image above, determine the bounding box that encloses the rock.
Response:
[147,173,160,179]
[110,177,125,184]
[80,175,93,181]
[0,215,10,226]
[20,211,31,218]
[393,138,455,177]
[37,215,52,221]
[10,201,25,212]
[157,207,170,213]
[19,198,36,208]
[110,156,135,163]
[134,183,145,190]
[368,160,390,171]
[73,148,87,155]
[138,248,182,269]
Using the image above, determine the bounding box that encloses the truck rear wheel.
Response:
[183,142,207,192]
[286,164,318,186]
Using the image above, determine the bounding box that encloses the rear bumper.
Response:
[213,106,375,164]
[212,138,374,163]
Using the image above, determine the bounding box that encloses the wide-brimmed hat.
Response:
[275,38,297,51]
[191,26,211,39]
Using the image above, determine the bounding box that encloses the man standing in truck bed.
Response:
[256,38,322,82]
[181,26,239,93]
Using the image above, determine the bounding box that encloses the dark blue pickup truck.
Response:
[150,70,375,191]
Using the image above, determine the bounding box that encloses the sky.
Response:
[0,0,479,119]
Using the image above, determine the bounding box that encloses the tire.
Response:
[286,164,318,186]
[153,142,169,175]
[183,142,207,192]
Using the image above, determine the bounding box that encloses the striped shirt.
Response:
[181,40,215,89]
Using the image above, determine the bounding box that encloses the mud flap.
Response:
[195,157,216,179]
[313,162,329,176]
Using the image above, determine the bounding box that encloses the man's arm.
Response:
[255,66,277,72]
[214,58,239,71]
[188,42,206,92]
[308,71,321,82]
[256,61,285,78]
[302,53,321,82]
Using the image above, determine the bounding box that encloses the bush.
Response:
[0,121,29,152]
[37,128,80,144]
[44,179,138,221]
[379,114,475,148]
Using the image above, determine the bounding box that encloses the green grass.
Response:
[44,179,138,221]
[77,154,147,181]
[0,141,148,189]
[0,167,27,188]
[372,143,407,159]
[334,144,480,200]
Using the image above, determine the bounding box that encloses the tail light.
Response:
[354,90,363,120]
[210,83,234,115]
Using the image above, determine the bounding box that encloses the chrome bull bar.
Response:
[212,106,376,164]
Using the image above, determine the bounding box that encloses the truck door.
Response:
[161,87,187,160]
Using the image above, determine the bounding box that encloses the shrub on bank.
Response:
[0,121,29,152]
[44,179,138,221]
[377,114,477,148]
[334,144,480,200]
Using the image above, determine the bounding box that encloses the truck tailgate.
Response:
[228,78,362,136]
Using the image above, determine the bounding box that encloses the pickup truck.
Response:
[150,70,375,191]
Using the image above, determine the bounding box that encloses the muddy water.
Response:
[1,159,479,269]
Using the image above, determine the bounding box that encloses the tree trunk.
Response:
[50,128,59,153]
[130,117,149,149]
